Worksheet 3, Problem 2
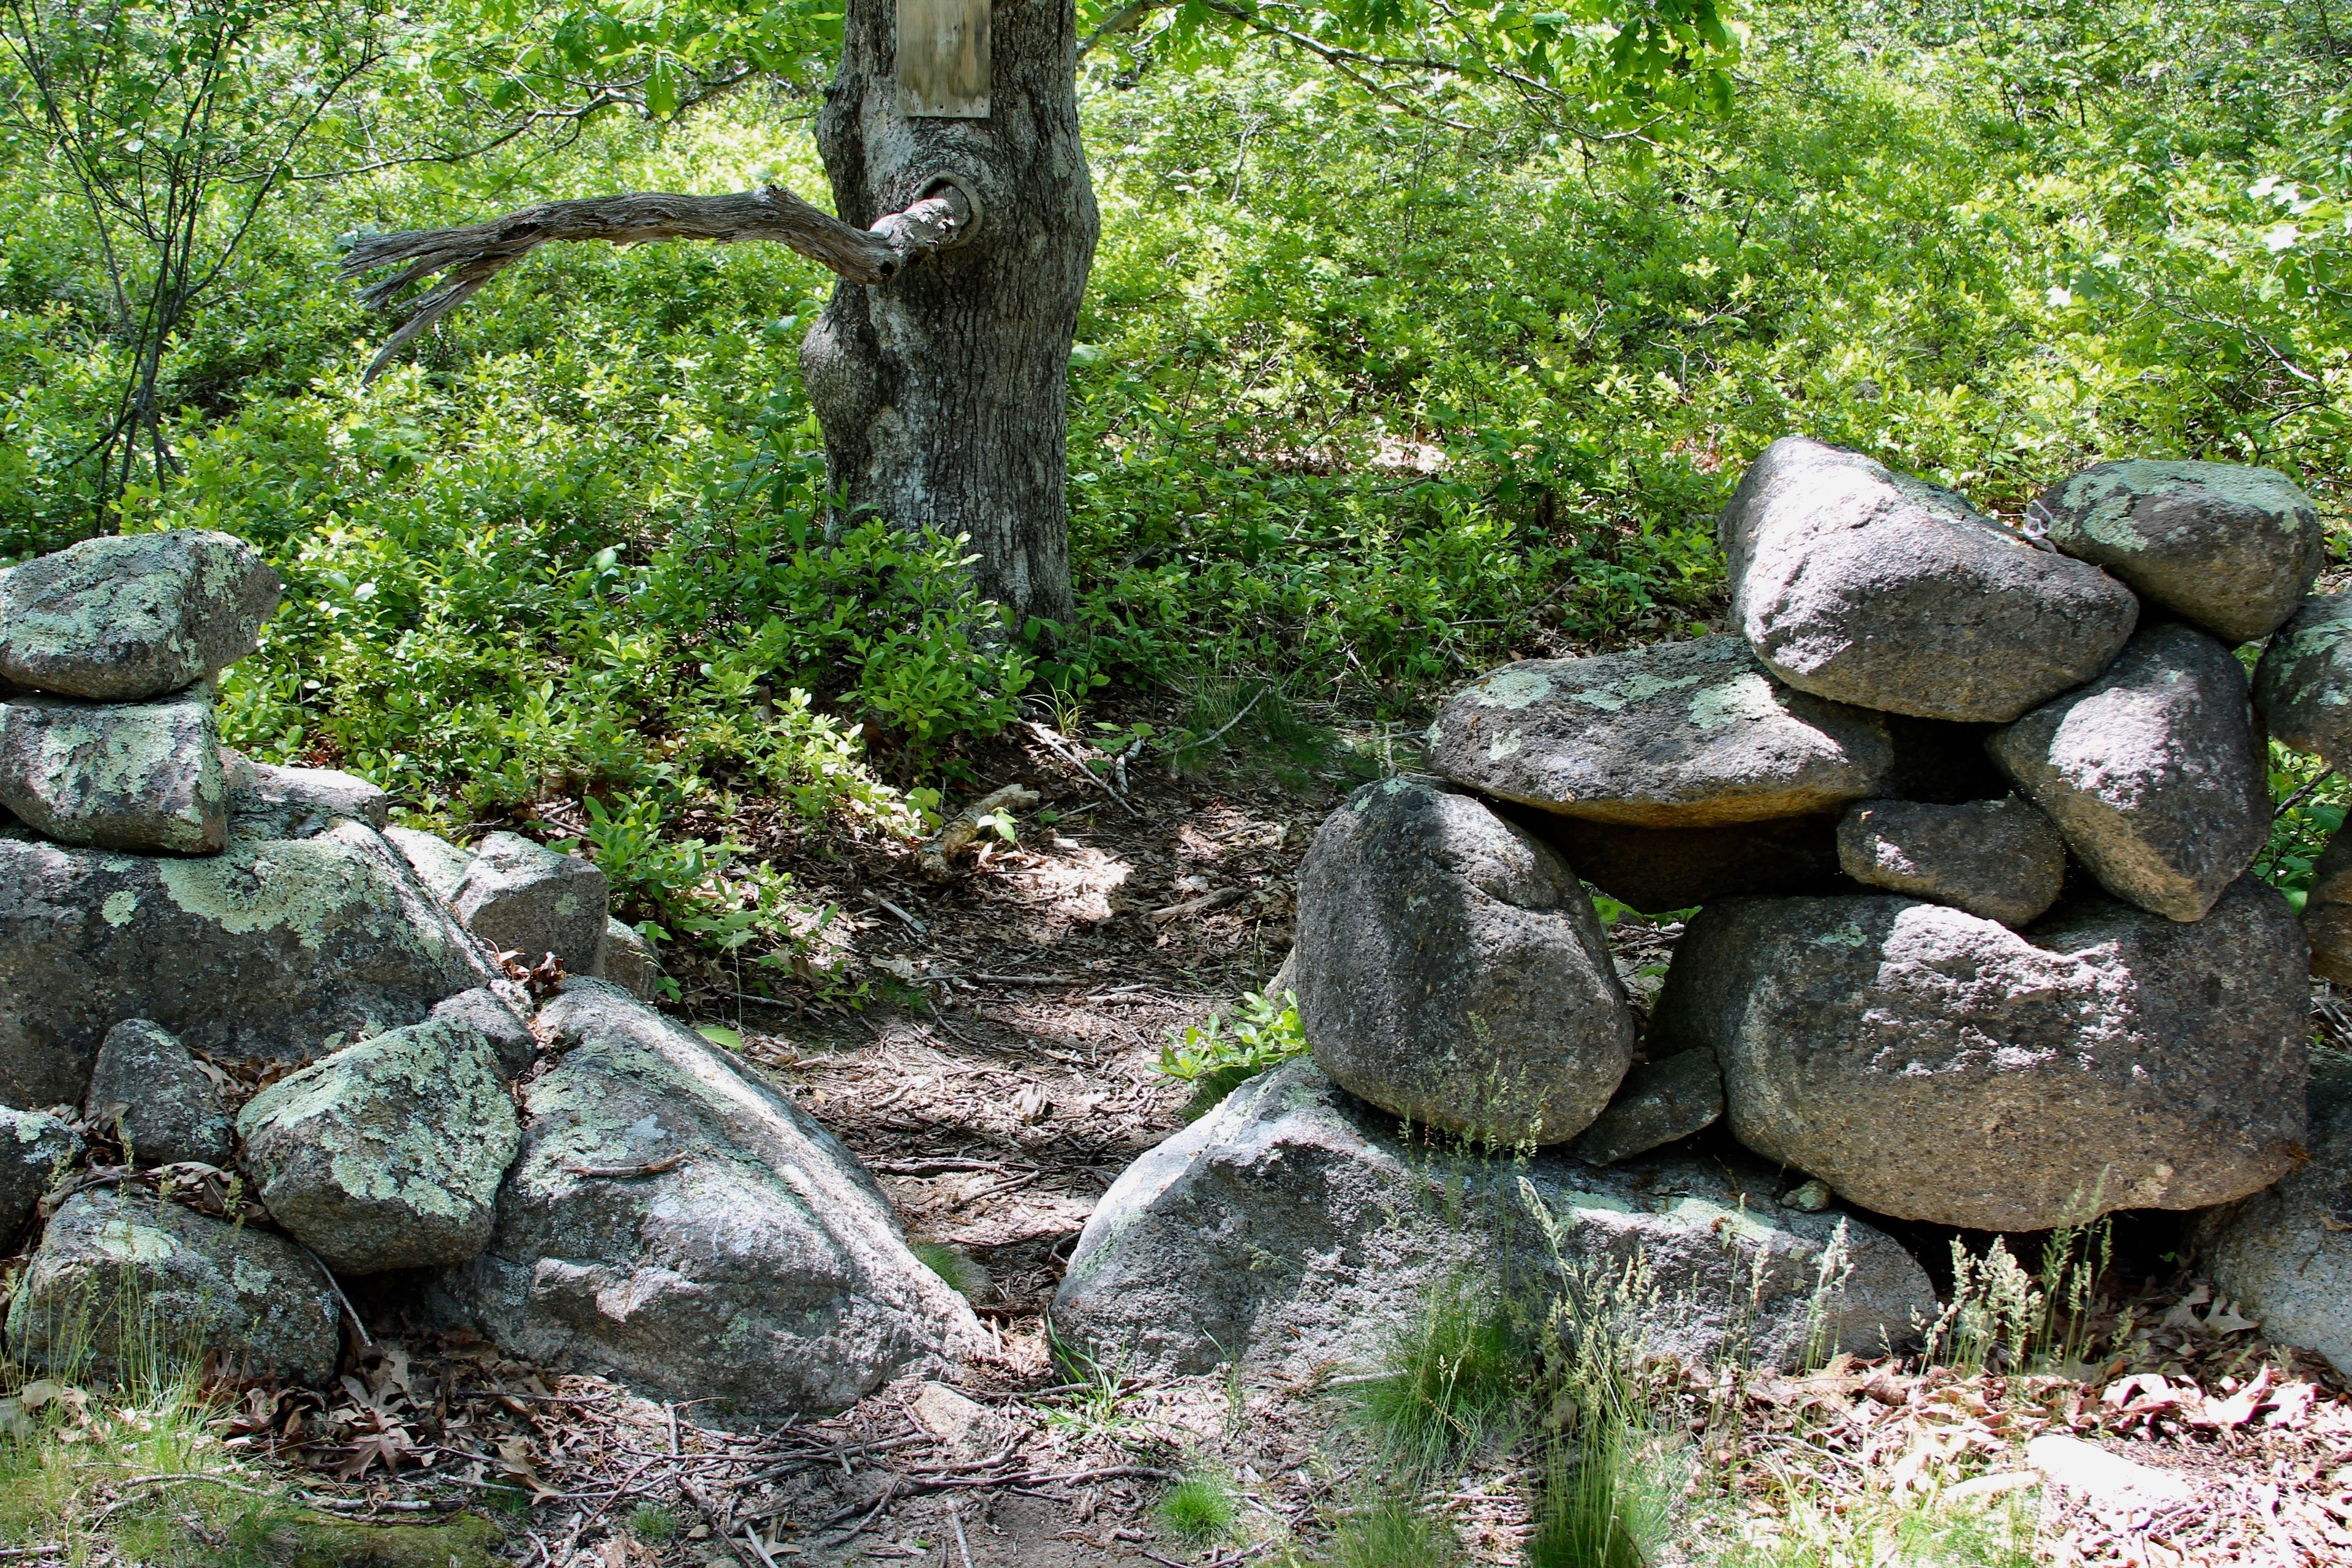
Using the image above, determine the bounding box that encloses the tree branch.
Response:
[341,182,971,383]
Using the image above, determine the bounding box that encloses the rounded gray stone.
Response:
[84,1020,233,1169]
[383,824,474,902]
[1834,795,2067,927]
[2304,828,2352,984]
[1721,436,2140,722]
[2255,592,2352,774]
[589,916,662,1000]
[0,690,225,854]
[2195,1053,2352,1378]
[1566,1049,1725,1166]
[1648,882,2309,1231]
[1988,622,2269,922]
[428,987,537,1078]
[1296,778,1636,1146]
[429,979,986,1417]
[0,530,280,702]
[9,1189,337,1385]
[238,1018,521,1273]
[2035,459,2323,643]
[222,752,388,831]
[0,818,499,1107]
[0,1109,81,1241]
[1425,634,1894,827]
[1050,1058,1934,1377]
[452,832,608,973]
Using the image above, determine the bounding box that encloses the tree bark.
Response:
[802,0,1097,625]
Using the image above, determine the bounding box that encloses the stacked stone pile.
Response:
[0,529,979,1412]
[1055,436,2347,1376]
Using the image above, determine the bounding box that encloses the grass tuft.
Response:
[1350,1272,1522,1468]
[1156,1474,1239,1542]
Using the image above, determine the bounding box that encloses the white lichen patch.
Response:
[1687,672,1785,731]
[156,824,389,947]
[1570,669,1703,713]
[1487,729,1524,761]
[1470,668,1553,709]
[91,1216,176,1266]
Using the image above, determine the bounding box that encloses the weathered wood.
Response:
[341,184,970,383]
[897,0,991,117]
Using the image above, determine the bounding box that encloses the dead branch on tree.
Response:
[340,182,971,383]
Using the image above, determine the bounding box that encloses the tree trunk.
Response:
[802,0,1097,626]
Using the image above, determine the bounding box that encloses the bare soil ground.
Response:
[193,718,2352,1566]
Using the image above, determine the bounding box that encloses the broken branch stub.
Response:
[341,181,973,383]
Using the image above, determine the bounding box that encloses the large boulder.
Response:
[1425,634,1893,827]
[1526,813,1849,916]
[0,690,225,854]
[1988,622,2269,922]
[83,1020,233,1169]
[2195,1054,2352,1378]
[238,1019,520,1274]
[1834,796,2067,927]
[451,832,607,972]
[431,980,986,1416]
[1721,437,2139,722]
[1296,778,1635,1145]
[1050,1059,1934,1376]
[0,530,279,703]
[9,1189,338,1385]
[2255,592,2352,773]
[0,1109,80,1241]
[0,818,498,1106]
[2035,459,2323,644]
[1648,881,2308,1231]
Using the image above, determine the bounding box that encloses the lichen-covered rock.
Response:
[0,530,279,702]
[590,917,662,1000]
[0,818,499,1107]
[1648,881,2309,1231]
[1425,635,1894,827]
[1050,1059,1933,1376]
[0,690,225,854]
[1528,813,1850,916]
[222,751,387,831]
[8,1189,337,1385]
[1296,778,1635,1145]
[83,1020,232,1168]
[383,825,473,902]
[0,1109,80,1240]
[2035,459,2323,643]
[2194,1054,2352,1378]
[451,832,607,971]
[431,979,986,1416]
[428,987,537,1078]
[1722,437,2140,722]
[1989,622,2268,922]
[239,1019,519,1273]
[1567,1050,1724,1166]
[2255,592,2352,773]
[1834,796,2067,927]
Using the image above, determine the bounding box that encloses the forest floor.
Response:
[116,716,2352,1567]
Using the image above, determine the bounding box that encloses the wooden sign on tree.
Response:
[895,0,989,118]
